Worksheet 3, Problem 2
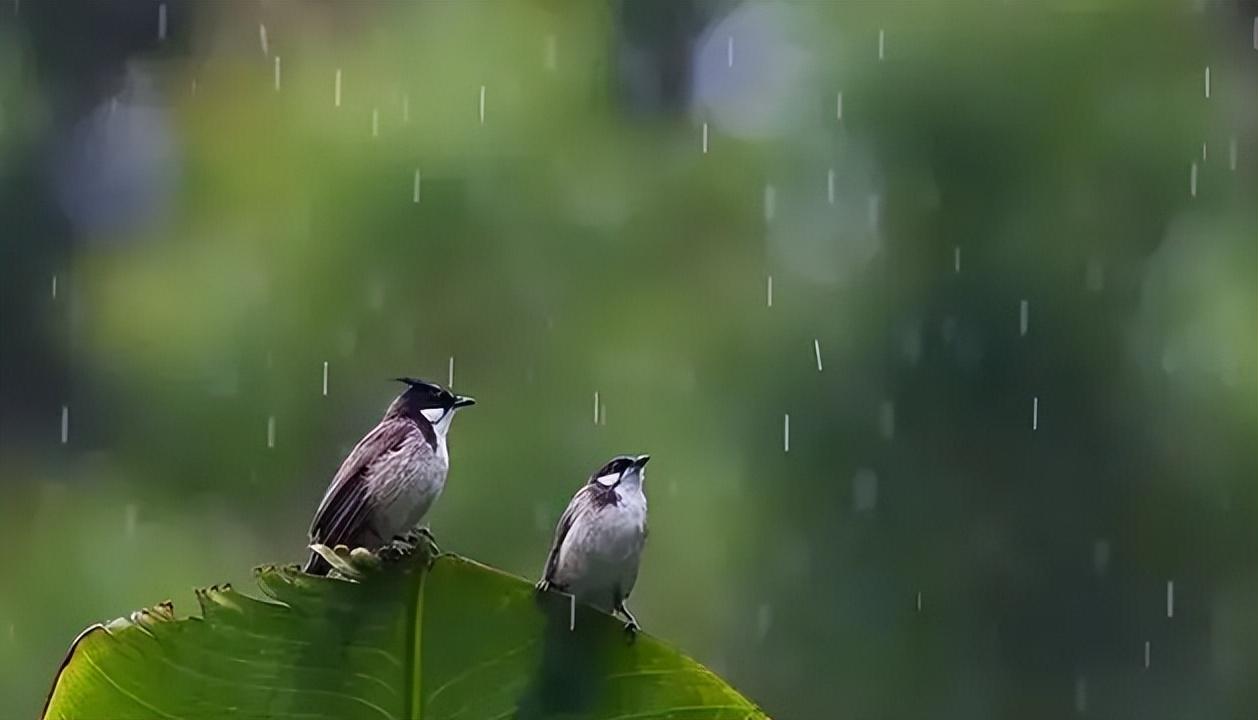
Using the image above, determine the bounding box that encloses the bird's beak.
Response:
[633,454,651,468]
[453,395,477,409]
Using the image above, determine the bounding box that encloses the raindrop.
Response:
[60,405,69,444]
[763,184,776,223]
[1201,142,1207,162]
[783,414,790,453]
[273,56,281,91]
[878,29,886,61]
[334,69,342,108]
[412,169,421,204]
[852,468,878,512]
[1074,676,1087,714]
[915,591,923,612]
[1190,162,1197,197]
[1085,258,1105,292]
[478,85,486,125]
[1228,136,1237,171]
[953,246,961,274]
[827,169,836,205]
[755,604,773,641]
[447,356,455,388]
[544,35,557,71]
[568,593,575,631]
[124,503,138,538]
[702,122,709,154]
[766,275,773,307]
[727,36,734,68]
[813,339,823,371]
[157,3,167,42]
[1166,580,1174,618]
[50,274,57,299]
[836,92,843,121]
[1144,640,1151,668]
[1203,66,1210,98]
[593,391,600,424]
[1092,538,1111,576]
[259,23,269,56]
[321,361,329,396]
[1019,300,1029,336]
[371,107,380,138]
[1032,397,1039,430]
[878,400,895,441]
[267,416,276,449]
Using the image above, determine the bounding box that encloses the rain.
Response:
[2,4,1254,719]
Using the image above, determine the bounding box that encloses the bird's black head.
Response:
[589,454,650,488]
[387,377,476,422]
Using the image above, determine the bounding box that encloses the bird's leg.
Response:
[616,599,640,641]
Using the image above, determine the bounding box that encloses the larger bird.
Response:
[537,454,650,632]
[303,377,475,575]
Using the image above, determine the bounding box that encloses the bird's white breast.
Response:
[555,486,647,610]
[366,433,448,540]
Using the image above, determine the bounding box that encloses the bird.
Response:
[537,454,650,633]
[302,377,475,575]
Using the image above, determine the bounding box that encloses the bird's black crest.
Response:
[589,456,635,484]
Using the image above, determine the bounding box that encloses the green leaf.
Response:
[42,553,768,720]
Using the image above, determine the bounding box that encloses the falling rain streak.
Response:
[267,416,276,449]
[157,3,167,41]
[273,57,281,91]
[1229,137,1237,171]
[783,414,790,453]
[322,361,329,396]
[915,592,923,612]
[702,122,709,154]
[544,35,557,71]
[766,275,773,307]
[371,108,379,138]
[1190,162,1198,197]
[836,92,843,121]
[334,69,342,107]
[814,339,823,371]
[50,274,57,299]
[259,23,269,56]
[593,392,600,425]
[1201,142,1207,162]
[412,169,421,204]
[478,85,486,125]
[1144,641,1151,668]
[447,356,455,388]
[953,246,961,273]
[878,29,886,60]
[1166,580,1174,617]
[727,36,735,68]
[1032,397,1039,430]
[827,169,836,205]
[60,405,68,444]
[1019,300,1029,336]
[1204,66,1210,98]
[1074,676,1087,714]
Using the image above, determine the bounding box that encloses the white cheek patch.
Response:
[420,407,445,424]
[594,473,619,487]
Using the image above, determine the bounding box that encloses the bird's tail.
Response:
[302,551,331,576]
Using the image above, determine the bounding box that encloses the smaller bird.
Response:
[537,454,650,632]
[303,377,475,575]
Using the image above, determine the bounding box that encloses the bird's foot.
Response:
[534,579,552,593]
[623,619,640,643]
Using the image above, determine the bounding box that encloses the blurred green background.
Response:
[1,1,1255,718]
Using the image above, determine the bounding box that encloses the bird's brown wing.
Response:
[308,417,415,550]
[542,483,601,584]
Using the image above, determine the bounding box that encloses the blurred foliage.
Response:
[1,1,1255,718]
